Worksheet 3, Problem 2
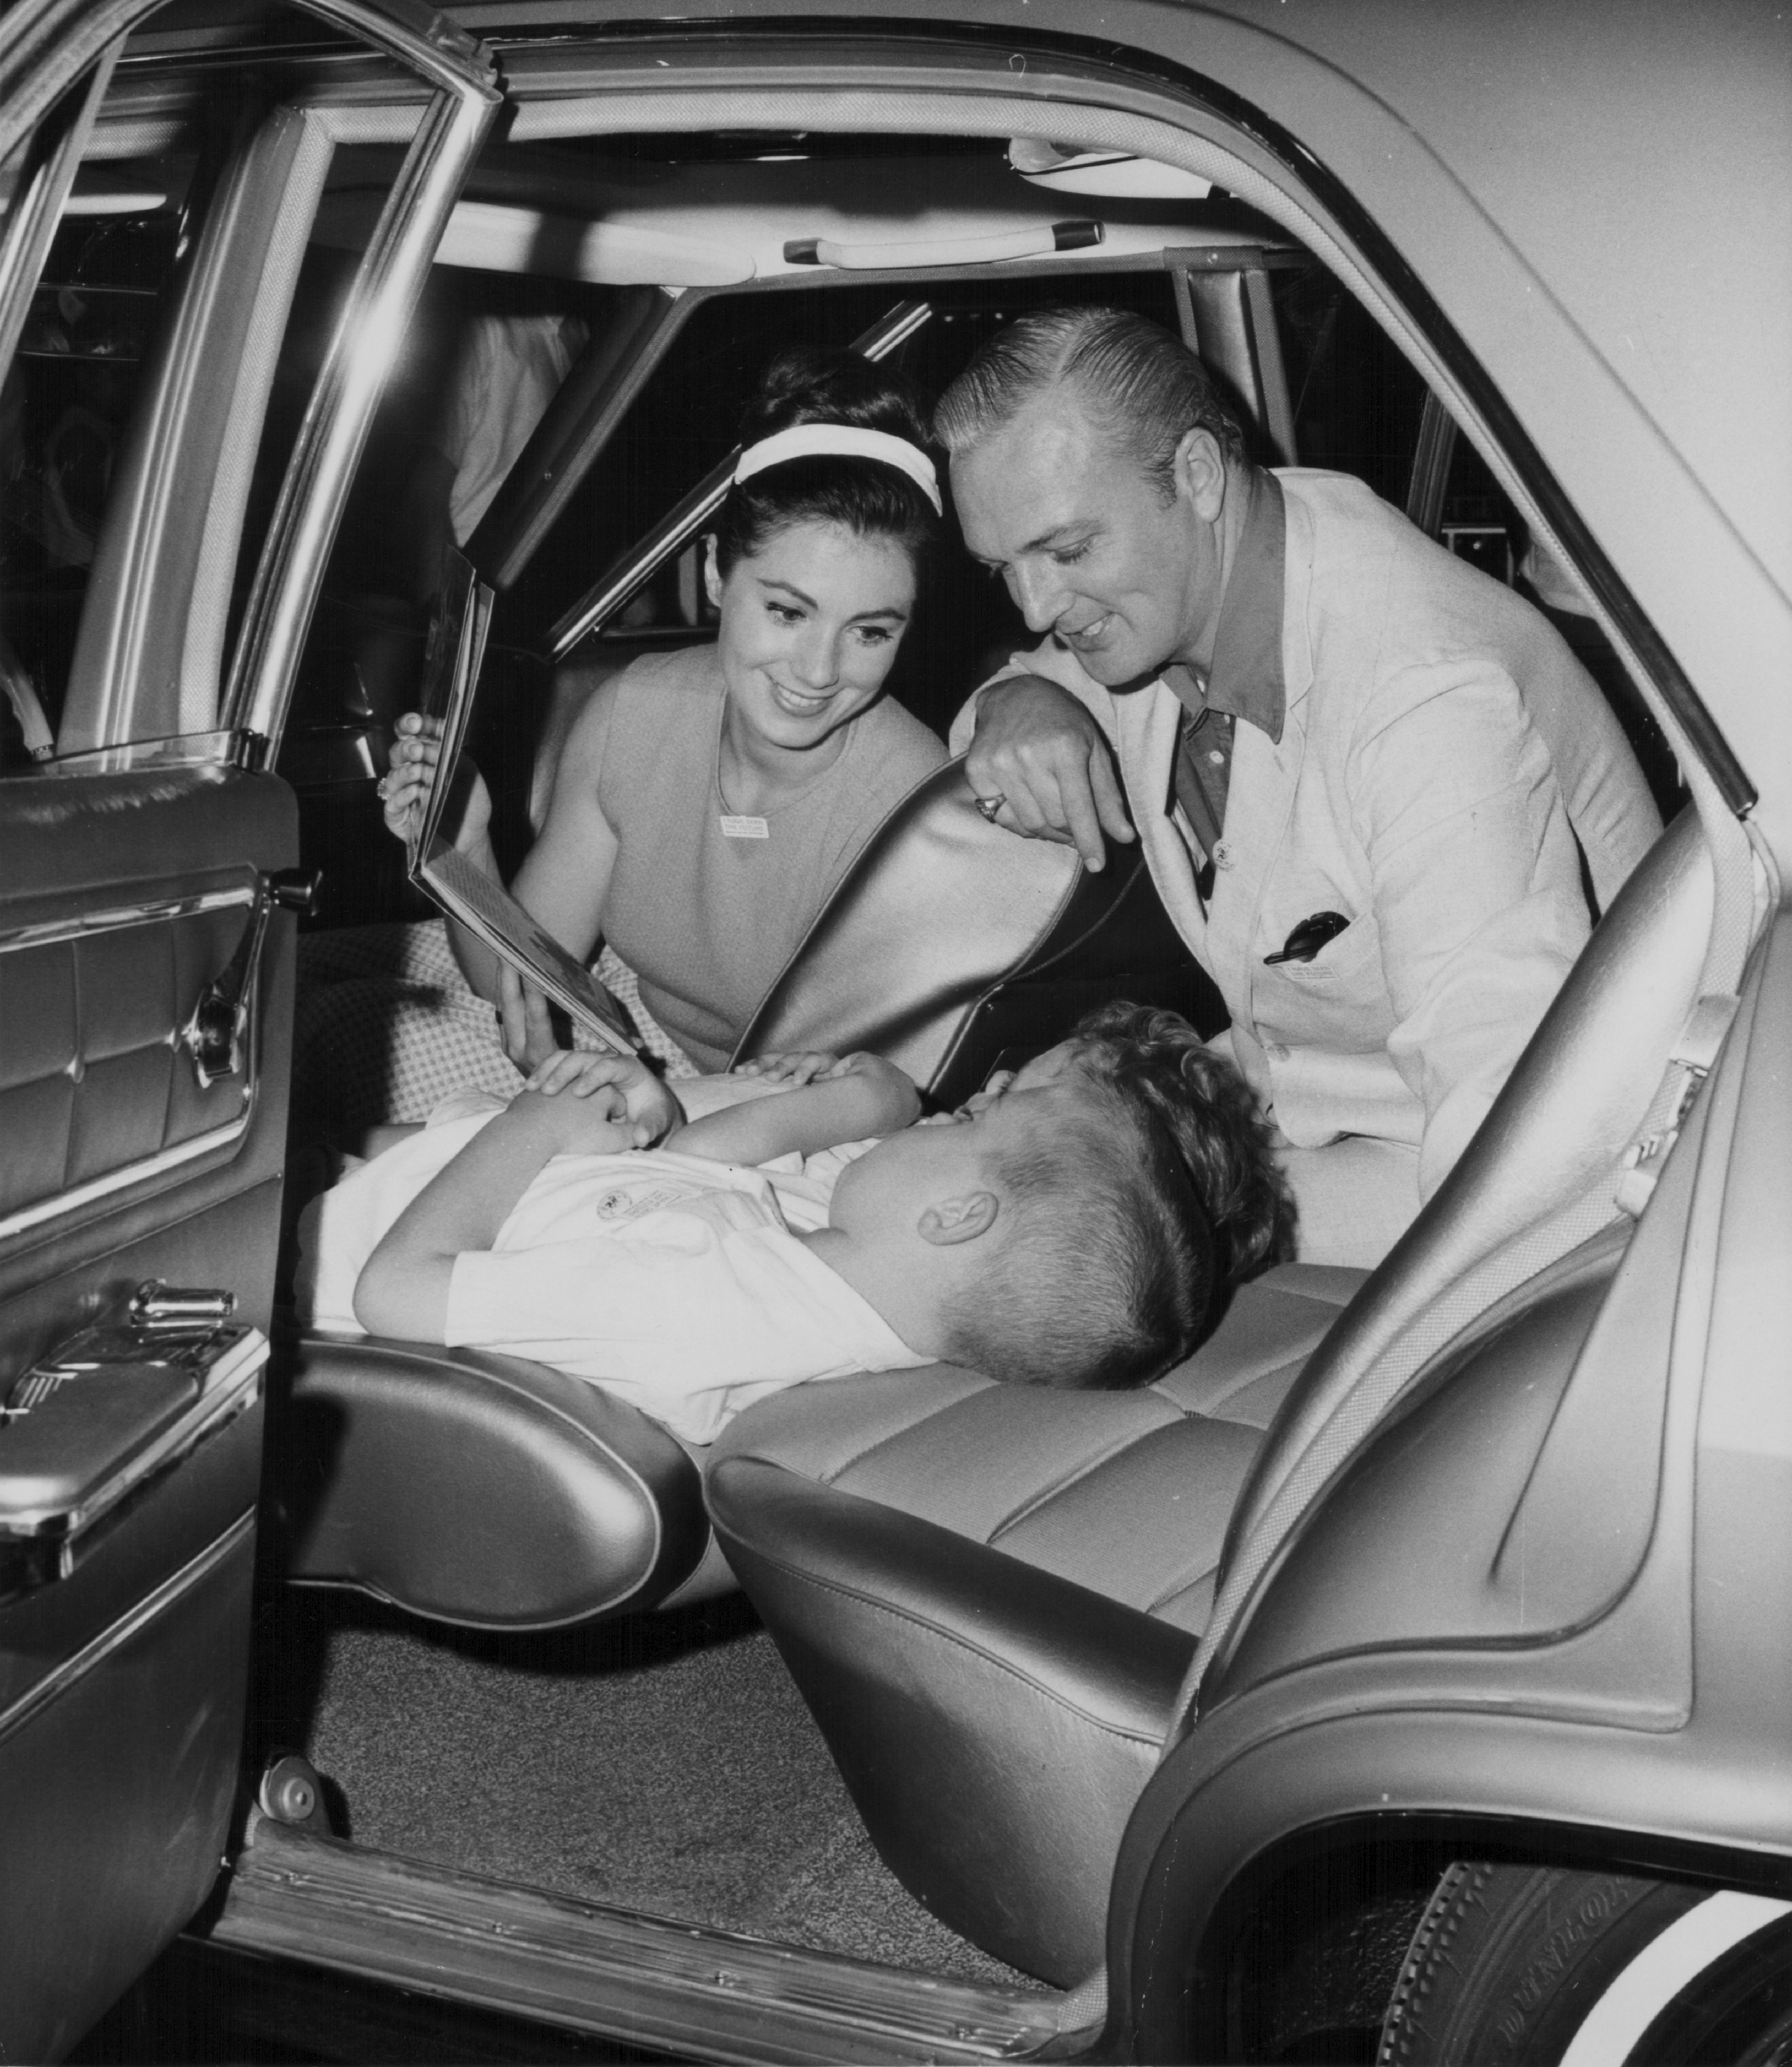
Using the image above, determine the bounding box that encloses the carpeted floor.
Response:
[251,1588,1043,1993]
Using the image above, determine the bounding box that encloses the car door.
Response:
[0,1,496,2053]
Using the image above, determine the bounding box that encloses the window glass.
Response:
[1273,261,1428,506]
[1271,259,1679,809]
[506,267,1181,741]
[0,8,446,775]
[0,155,183,767]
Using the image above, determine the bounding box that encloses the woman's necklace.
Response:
[715,705,769,840]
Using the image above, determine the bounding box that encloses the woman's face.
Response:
[706,519,918,751]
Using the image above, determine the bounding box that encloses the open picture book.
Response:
[403,551,637,1058]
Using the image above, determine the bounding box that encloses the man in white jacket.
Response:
[942,307,1660,1265]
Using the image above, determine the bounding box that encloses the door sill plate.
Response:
[205,1819,1064,2064]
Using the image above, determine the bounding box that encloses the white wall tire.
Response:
[1379,1862,1792,2066]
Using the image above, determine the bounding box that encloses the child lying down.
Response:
[299,1003,1290,1446]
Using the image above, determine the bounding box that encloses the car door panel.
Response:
[0,1509,257,2061]
[0,0,497,2049]
[0,767,291,2061]
[0,767,296,1356]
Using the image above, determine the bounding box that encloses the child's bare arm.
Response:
[674,1053,920,1166]
[354,1089,636,1341]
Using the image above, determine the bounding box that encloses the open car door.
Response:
[0,0,496,2051]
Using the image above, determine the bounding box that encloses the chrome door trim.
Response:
[0,0,490,161]
[0,1117,255,1245]
[0,0,498,757]
[0,1505,256,1746]
[0,883,254,955]
[1,1324,266,1544]
[41,729,265,777]
[0,37,120,376]
[227,34,500,754]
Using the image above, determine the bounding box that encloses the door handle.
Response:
[177,869,322,1087]
[179,881,270,1088]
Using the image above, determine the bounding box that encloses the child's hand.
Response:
[738,1050,918,1120]
[829,1052,923,1125]
[735,1050,842,1086]
[524,1048,680,1144]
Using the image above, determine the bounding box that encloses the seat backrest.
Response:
[1178,804,1729,1723]
[734,755,1223,1103]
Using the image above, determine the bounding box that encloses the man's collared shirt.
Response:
[1166,467,1288,884]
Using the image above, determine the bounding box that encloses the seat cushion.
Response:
[712,1262,1364,1632]
[270,1334,715,1629]
[707,1455,1194,1983]
[704,1263,1364,1982]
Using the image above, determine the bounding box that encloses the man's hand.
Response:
[964,675,1135,872]
[523,1047,680,1145]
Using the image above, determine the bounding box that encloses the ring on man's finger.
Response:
[974,792,1006,824]
[375,774,392,800]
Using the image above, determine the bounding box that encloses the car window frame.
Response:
[0,0,499,772]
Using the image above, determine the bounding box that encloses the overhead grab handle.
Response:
[784,220,1101,270]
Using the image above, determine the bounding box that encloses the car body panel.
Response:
[1109,908,1792,2058]
[3,1,1785,2055]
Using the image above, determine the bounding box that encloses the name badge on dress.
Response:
[719,815,769,840]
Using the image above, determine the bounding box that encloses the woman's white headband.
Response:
[732,424,942,515]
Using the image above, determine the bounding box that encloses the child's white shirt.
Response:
[297,1091,926,1445]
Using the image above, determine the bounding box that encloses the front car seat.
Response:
[271,753,1216,1626]
[705,803,1736,1982]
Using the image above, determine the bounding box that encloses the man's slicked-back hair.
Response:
[933,306,1247,498]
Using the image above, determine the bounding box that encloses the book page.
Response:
[404,549,637,1057]
[419,840,635,1055]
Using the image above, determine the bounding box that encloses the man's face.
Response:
[952,391,1226,686]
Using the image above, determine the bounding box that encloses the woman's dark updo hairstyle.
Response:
[713,347,940,580]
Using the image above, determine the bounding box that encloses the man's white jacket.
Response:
[952,469,1661,1201]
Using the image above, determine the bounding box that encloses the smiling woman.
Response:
[298,348,948,1130]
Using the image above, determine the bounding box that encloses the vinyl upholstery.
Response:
[704,814,1721,1983]
[279,749,1217,1629]
[273,1335,711,1629]
[711,1263,1363,1633]
[0,900,257,1224]
[704,1263,1363,1981]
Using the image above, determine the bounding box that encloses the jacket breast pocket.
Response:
[1252,911,1389,1046]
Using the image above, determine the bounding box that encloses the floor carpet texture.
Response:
[255,1589,1042,1993]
